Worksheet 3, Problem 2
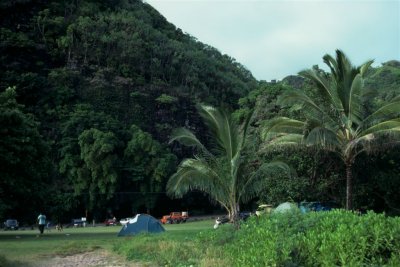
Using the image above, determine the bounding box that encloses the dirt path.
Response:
[32,250,151,267]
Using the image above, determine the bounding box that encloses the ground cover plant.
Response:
[224,210,400,266]
[115,211,400,266]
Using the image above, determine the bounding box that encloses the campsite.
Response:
[1,0,399,266]
[1,211,399,266]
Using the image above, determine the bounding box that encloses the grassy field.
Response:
[4,211,397,266]
[0,219,216,266]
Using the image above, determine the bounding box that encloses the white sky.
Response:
[145,0,400,81]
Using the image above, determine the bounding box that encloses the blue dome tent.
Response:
[117,214,165,237]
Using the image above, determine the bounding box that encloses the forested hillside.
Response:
[1,0,399,224]
[0,0,256,223]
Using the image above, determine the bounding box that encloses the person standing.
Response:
[37,213,46,234]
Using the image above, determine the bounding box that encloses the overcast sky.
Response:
[145,0,400,81]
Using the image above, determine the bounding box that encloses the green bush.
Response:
[113,213,400,266]
[223,210,400,266]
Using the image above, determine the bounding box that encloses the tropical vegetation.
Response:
[0,0,399,230]
[1,1,400,267]
[167,104,292,222]
[263,50,400,209]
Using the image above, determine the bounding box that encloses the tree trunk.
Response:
[345,162,353,210]
[230,203,240,229]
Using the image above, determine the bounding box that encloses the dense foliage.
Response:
[0,0,399,224]
[236,61,400,213]
[0,0,256,222]
[113,211,400,266]
[0,87,50,219]
[223,211,400,266]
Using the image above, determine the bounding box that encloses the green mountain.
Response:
[0,0,256,221]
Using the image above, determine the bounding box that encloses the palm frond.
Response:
[359,60,374,77]
[360,119,400,136]
[298,70,342,112]
[305,126,340,150]
[166,158,228,201]
[240,108,254,148]
[278,89,335,123]
[169,127,206,150]
[363,101,400,127]
[198,104,241,161]
[347,74,363,125]
[323,53,339,78]
[262,117,305,139]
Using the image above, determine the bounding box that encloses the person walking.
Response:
[37,213,47,234]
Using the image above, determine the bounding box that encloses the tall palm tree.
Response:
[167,104,292,223]
[263,50,400,210]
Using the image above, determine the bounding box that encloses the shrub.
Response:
[114,212,400,266]
[223,210,400,266]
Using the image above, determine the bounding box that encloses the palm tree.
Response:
[263,50,400,210]
[167,104,292,223]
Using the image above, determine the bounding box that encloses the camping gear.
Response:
[273,202,299,213]
[214,216,230,229]
[117,214,165,237]
[299,202,334,213]
[256,204,273,216]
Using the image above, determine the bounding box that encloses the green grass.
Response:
[114,219,232,266]
[0,226,121,265]
[0,220,216,266]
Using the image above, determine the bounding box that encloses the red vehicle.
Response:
[160,212,189,224]
[104,218,117,226]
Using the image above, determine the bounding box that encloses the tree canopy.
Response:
[263,50,400,210]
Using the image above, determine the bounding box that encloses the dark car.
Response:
[69,219,84,227]
[239,211,252,220]
[4,219,19,230]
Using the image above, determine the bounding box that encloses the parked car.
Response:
[104,218,117,226]
[69,219,84,227]
[160,212,189,224]
[239,211,252,220]
[4,219,19,230]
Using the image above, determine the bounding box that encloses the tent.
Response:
[273,202,299,214]
[117,214,165,237]
[299,202,333,213]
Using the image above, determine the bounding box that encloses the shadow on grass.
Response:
[0,254,36,267]
[0,229,119,266]
[0,231,118,242]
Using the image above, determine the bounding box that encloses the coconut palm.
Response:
[167,104,292,223]
[263,50,400,210]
